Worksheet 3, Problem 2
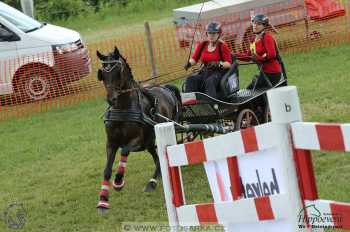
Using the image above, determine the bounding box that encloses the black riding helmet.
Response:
[205,22,222,34]
[252,14,269,26]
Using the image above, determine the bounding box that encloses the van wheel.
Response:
[17,67,58,102]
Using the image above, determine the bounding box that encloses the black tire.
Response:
[235,109,260,130]
[16,66,58,102]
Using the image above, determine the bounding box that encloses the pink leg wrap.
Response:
[97,181,110,209]
[116,155,128,175]
[99,181,110,197]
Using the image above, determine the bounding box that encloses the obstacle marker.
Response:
[155,86,350,231]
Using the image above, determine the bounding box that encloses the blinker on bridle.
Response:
[99,56,139,97]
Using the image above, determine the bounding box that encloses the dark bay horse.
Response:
[96,47,181,211]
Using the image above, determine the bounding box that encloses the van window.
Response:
[0,2,42,33]
[0,24,14,41]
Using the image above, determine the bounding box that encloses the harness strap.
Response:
[140,88,159,118]
[103,109,146,124]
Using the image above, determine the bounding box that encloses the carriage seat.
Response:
[217,56,240,100]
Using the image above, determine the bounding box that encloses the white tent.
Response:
[173,0,300,22]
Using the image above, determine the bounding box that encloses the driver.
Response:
[184,22,232,99]
[235,14,286,89]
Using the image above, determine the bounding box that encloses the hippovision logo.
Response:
[2,203,27,229]
[298,204,343,229]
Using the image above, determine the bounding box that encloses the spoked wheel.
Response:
[235,109,260,130]
[186,131,200,142]
[177,131,200,143]
[264,104,271,123]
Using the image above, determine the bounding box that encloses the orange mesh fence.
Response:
[174,0,349,53]
[0,0,349,121]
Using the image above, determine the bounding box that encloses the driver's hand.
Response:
[251,54,258,63]
[184,62,191,71]
[207,61,221,70]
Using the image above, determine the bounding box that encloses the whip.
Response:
[185,1,205,65]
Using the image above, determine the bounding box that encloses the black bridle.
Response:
[99,57,140,100]
[100,58,124,73]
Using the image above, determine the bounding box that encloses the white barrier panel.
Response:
[267,86,302,123]
[202,86,305,231]
[155,122,180,232]
[167,123,285,167]
[291,121,350,230]
[292,122,350,152]
[156,122,306,231]
[177,194,290,226]
[155,86,350,231]
[199,123,303,231]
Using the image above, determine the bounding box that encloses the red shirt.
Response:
[236,33,281,73]
[192,40,232,65]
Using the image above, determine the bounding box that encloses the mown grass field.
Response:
[51,0,203,42]
[0,42,350,231]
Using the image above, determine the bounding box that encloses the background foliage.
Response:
[3,0,202,21]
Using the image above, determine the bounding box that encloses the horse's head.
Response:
[97,47,133,104]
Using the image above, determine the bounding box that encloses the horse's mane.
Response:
[119,53,134,80]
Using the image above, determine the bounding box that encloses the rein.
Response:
[113,85,140,96]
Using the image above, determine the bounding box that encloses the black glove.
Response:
[207,61,221,70]
[251,54,258,63]
[184,62,191,71]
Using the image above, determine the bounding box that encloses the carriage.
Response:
[176,60,287,142]
[95,47,287,209]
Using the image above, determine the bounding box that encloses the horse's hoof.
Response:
[112,179,125,191]
[143,179,157,192]
[97,207,109,214]
[97,201,109,213]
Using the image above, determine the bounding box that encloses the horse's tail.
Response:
[164,84,182,121]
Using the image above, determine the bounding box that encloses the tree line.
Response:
[3,0,128,21]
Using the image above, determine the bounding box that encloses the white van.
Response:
[0,2,91,101]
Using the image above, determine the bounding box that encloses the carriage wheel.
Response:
[177,131,200,143]
[235,109,259,130]
[185,131,200,142]
[264,104,271,123]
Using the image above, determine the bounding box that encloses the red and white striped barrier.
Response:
[292,122,350,152]
[291,122,350,230]
[176,194,290,226]
[155,86,350,231]
[167,123,284,167]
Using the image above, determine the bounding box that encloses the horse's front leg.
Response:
[97,141,118,211]
[144,145,161,192]
[112,147,129,191]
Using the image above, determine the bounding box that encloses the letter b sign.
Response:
[267,86,303,123]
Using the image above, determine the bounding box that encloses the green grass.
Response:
[0,43,350,231]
